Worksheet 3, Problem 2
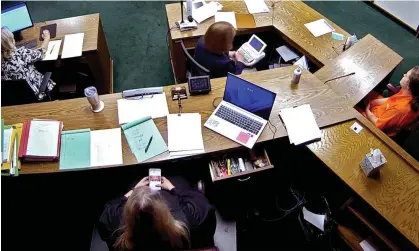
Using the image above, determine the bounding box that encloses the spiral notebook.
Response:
[122,116,168,163]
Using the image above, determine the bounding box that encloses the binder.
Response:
[19,120,63,161]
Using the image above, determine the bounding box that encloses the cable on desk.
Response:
[267,120,277,139]
[212,97,222,108]
[332,44,345,55]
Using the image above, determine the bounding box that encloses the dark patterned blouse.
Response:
[1,47,56,100]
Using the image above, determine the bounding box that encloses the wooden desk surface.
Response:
[1,66,355,174]
[307,118,419,247]
[166,0,349,66]
[315,34,403,106]
[19,13,100,52]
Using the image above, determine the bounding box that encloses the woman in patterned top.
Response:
[1,28,56,100]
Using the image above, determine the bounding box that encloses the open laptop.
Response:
[237,34,267,65]
[204,73,277,148]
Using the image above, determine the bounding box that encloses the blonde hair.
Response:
[204,21,236,54]
[114,186,190,251]
[1,28,16,60]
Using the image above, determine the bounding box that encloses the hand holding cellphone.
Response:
[149,168,161,191]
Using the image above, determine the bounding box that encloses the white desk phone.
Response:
[237,34,267,67]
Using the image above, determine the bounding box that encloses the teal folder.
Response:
[59,129,91,170]
[122,116,168,163]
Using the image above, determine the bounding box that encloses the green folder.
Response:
[59,129,91,170]
[122,116,168,163]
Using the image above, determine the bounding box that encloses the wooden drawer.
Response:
[208,148,274,182]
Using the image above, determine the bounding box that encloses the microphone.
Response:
[324,72,355,84]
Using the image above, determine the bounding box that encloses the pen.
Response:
[145,135,153,153]
[50,45,55,54]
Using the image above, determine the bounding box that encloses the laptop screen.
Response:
[249,37,264,53]
[223,74,277,120]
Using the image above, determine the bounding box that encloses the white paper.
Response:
[170,149,205,158]
[167,113,204,153]
[294,56,309,70]
[303,207,325,231]
[61,33,84,59]
[244,0,269,14]
[276,45,299,62]
[193,1,219,23]
[26,121,60,157]
[279,104,321,145]
[117,93,169,125]
[360,240,376,251]
[2,128,13,162]
[43,40,62,61]
[350,122,363,134]
[90,128,123,167]
[215,12,237,29]
[304,19,335,37]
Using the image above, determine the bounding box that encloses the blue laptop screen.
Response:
[223,74,277,120]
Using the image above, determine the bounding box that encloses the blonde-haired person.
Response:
[98,176,215,251]
[1,27,56,100]
[194,21,246,78]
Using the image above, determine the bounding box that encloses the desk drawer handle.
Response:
[238,176,251,182]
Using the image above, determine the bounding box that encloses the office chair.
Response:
[1,72,53,106]
[180,40,210,77]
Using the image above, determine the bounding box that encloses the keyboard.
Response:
[238,44,258,63]
[17,39,37,49]
[215,105,263,135]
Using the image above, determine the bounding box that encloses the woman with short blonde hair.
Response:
[194,22,246,78]
[1,27,56,100]
[98,176,215,251]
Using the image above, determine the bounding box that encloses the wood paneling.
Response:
[307,119,419,247]
[315,34,403,106]
[1,66,355,174]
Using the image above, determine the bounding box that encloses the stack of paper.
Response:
[167,113,204,157]
[90,128,123,167]
[244,0,269,14]
[61,33,84,59]
[193,1,220,23]
[215,12,237,29]
[117,93,169,125]
[279,104,321,145]
[122,116,168,163]
[304,19,335,37]
[60,129,91,170]
[43,40,62,61]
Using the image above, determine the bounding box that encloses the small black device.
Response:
[188,75,211,95]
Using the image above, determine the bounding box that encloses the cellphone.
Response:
[149,168,161,191]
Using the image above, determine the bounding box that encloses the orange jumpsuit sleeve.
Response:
[375,107,401,133]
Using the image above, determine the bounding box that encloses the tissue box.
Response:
[360,149,387,177]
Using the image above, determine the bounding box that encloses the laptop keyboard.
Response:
[215,105,263,135]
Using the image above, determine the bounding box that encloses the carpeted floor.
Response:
[27,1,419,92]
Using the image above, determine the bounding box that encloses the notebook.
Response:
[59,129,91,170]
[215,12,237,29]
[122,116,168,163]
[43,40,62,61]
[61,33,84,58]
[279,104,321,145]
[304,19,335,37]
[167,113,204,156]
[90,128,123,167]
[19,120,63,161]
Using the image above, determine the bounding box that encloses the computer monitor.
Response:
[1,2,33,33]
[223,73,277,120]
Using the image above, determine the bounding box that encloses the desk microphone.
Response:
[323,72,355,84]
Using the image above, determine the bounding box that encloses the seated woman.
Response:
[98,176,215,251]
[360,66,419,136]
[194,21,246,78]
[1,28,56,100]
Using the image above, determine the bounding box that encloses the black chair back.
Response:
[180,40,210,77]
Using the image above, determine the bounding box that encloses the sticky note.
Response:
[331,32,344,41]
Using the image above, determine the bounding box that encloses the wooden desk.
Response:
[166,0,349,82]
[307,118,419,247]
[19,14,113,94]
[1,66,355,174]
[315,34,403,106]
